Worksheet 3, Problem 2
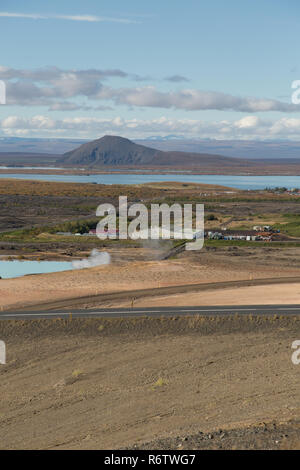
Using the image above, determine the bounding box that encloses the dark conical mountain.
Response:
[59,135,159,166]
[58,135,254,168]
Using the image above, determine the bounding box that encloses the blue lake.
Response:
[1,172,300,189]
[0,166,63,170]
[0,260,72,279]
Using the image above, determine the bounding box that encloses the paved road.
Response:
[1,305,300,320]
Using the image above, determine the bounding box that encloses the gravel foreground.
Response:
[131,420,300,450]
[0,315,299,449]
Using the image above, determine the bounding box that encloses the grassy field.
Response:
[273,214,300,237]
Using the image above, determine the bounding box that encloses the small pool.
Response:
[0,260,73,279]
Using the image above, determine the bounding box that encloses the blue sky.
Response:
[0,0,300,140]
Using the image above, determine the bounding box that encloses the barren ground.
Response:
[1,179,300,449]
[0,316,299,450]
[2,246,300,310]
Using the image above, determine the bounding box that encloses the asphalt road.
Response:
[1,305,300,320]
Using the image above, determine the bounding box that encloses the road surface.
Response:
[1,305,300,320]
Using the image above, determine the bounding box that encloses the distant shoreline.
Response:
[1,166,300,176]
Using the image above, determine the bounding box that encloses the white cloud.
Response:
[234,116,260,129]
[2,115,300,140]
[0,12,45,19]
[0,66,128,81]
[0,64,298,112]
[48,101,112,111]
[100,86,299,112]
[165,75,190,83]
[0,12,137,24]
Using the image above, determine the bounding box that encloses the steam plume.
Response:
[72,249,110,270]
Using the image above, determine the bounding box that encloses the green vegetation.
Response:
[153,377,167,389]
[71,370,83,378]
[274,214,300,237]
[0,218,99,239]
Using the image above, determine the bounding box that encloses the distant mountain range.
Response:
[0,137,85,155]
[0,136,300,160]
[136,138,300,161]
[57,135,254,168]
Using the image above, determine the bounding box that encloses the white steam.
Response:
[72,249,111,270]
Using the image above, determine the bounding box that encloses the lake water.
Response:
[0,172,300,189]
[0,260,72,279]
[0,166,63,170]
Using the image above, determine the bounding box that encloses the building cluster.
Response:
[206,225,279,242]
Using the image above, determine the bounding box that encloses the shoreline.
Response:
[2,166,300,176]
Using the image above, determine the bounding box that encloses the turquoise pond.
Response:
[0,260,73,279]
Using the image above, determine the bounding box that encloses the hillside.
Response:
[58,135,255,168]
[59,136,158,166]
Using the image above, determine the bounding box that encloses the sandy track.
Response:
[11,277,300,311]
[117,282,300,309]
